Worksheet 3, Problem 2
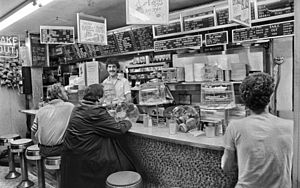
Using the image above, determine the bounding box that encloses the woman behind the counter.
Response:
[221,72,293,188]
[61,84,136,188]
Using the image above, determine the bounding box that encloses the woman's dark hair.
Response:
[239,72,275,113]
[83,84,104,102]
[105,58,120,69]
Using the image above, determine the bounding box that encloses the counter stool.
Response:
[26,144,45,188]
[0,133,21,179]
[106,171,142,188]
[10,138,34,188]
[44,156,61,188]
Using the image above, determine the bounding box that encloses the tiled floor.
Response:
[0,165,54,188]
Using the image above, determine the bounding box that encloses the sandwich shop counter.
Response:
[125,123,237,188]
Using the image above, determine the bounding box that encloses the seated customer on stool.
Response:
[221,72,293,188]
[61,84,136,188]
[31,83,74,157]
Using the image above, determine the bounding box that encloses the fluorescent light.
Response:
[0,0,54,31]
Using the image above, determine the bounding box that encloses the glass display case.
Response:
[139,82,167,105]
[200,82,236,109]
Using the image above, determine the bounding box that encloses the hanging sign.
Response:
[126,0,169,25]
[77,13,107,45]
[228,0,251,27]
[40,26,75,44]
[0,35,19,58]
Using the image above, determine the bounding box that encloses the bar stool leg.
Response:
[5,146,21,179]
[56,169,61,188]
[17,151,34,188]
[37,159,45,188]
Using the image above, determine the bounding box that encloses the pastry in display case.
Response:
[200,82,236,109]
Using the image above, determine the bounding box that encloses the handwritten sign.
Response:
[228,0,251,27]
[0,35,19,58]
[126,0,169,25]
[205,31,228,46]
[40,26,75,44]
[77,13,107,45]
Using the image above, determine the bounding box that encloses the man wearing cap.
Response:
[31,83,74,157]
[102,58,131,105]
[61,84,136,188]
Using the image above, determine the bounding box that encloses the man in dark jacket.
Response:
[61,84,136,188]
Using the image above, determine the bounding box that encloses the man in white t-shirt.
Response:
[102,58,131,105]
[221,72,293,188]
[31,83,74,157]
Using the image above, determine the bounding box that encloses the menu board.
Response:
[101,34,120,56]
[232,21,294,43]
[184,16,215,31]
[257,0,293,19]
[30,34,46,67]
[114,31,135,53]
[130,26,153,51]
[153,21,181,37]
[205,31,228,46]
[0,35,19,58]
[40,26,75,44]
[154,35,202,51]
[216,8,229,26]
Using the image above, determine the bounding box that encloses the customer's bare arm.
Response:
[221,148,238,173]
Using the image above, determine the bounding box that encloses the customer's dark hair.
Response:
[83,84,104,102]
[105,58,120,69]
[239,72,274,113]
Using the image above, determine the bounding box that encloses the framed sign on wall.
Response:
[77,13,107,45]
[126,0,169,25]
[40,26,75,44]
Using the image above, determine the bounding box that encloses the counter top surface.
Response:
[129,123,225,150]
[18,110,224,150]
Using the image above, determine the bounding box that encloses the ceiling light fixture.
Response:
[0,0,54,31]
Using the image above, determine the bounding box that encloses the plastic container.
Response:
[168,118,177,135]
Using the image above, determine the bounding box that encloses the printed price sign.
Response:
[126,0,169,25]
[40,26,75,44]
[228,0,251,27]
[77,13,107,45]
